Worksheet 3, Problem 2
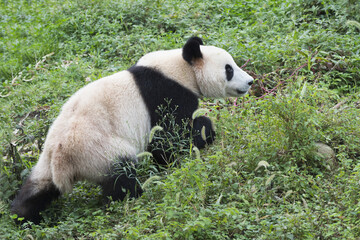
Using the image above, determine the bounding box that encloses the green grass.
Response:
[1,0,360,239]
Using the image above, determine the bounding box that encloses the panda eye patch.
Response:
[225,64,234,81]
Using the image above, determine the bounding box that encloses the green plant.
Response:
[1,0,360,238]
[148,99,194,167]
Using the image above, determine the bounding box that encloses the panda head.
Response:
[182,37,254,98]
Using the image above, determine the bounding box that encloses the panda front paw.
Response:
[192,116,216,149]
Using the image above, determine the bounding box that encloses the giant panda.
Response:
[11,37,254,224]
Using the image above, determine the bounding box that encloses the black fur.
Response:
[101,160,143,202]
[225,64,234,81]
[129,66,199,128]
[189,36,204,46]
[129,65,199,164]
[192,116,216,149]
[182,37,204,65]
[129,65,216,164]
[11,178,60,224]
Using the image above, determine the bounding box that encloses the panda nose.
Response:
[248,80,253,86]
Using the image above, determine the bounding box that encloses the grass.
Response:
[1,0,360,239]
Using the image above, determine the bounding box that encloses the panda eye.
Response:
[225,64,234,81]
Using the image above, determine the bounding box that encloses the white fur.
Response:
[32,71,150,193]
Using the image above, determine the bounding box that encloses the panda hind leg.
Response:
[11,177,61,224]
[192,116,216,149]
[100,158,143,203]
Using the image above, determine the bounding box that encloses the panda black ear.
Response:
[182,37,204,65]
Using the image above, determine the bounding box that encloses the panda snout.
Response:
[235,78,253,95]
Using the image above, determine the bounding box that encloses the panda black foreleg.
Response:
[150,116,216,165]
[11,177,61,224]
[100,160,143,202]
[192,116,216,149]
